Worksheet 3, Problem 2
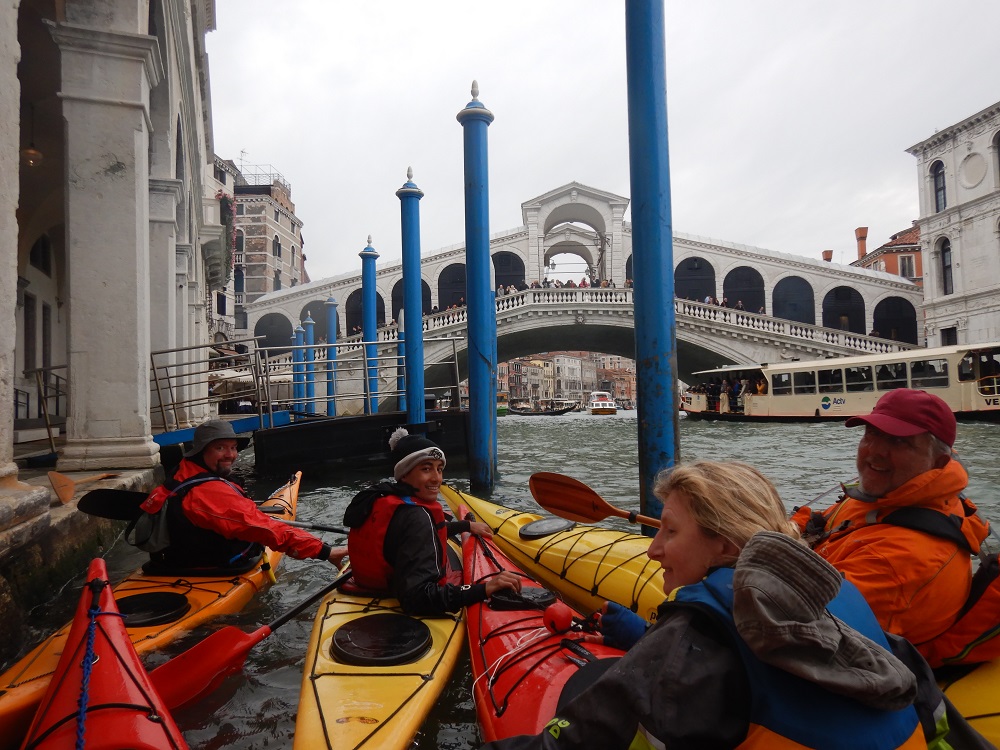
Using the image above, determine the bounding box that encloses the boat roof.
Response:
[691,341,1000,377]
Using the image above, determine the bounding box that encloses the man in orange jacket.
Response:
[794,389,989,657]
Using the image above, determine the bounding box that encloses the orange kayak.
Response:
[0,471,301,750]
[19,558,188,750]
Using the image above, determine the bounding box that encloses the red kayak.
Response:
[460,506,625,743]
[19,558,188,750]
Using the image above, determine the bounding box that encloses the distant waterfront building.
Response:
[216,159,307,332]
[850,225,922,288]
[907,100,1000,346]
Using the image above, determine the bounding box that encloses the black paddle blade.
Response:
[78,488,147,520]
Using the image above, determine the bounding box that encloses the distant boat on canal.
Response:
[588,391,617,415]
[681,341,1000,423]
[497,391,509,417]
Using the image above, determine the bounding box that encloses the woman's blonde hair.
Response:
[653,460,800,551]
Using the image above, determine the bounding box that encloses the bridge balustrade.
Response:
[674,298,912,355]
[322,289,913,365]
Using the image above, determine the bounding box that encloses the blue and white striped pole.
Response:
[396,168,425,425]
[303,313,316,414]
[293,325,305,411]
[457,81,497,491]
[325,297,338,416]
[396,309,407,413]
[626,0,678,530]
[360,237,380,415]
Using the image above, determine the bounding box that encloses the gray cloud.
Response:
[206,1,1000,279]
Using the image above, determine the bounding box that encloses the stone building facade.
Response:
[2,0,227,566]
[222,161,306,331]
[907,100,1000,346]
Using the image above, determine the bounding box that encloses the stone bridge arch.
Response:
[344,288,386,334]
[391,278,432,322]
[492,251,526,290]
[254,312,294,351]
[675,256,716,301]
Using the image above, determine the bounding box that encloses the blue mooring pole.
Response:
[396,168,426,425]
[626,0,678,531]
[325,297,338,416]
[457,81,497,491]
[360,237,380,415]
[303,313,316,414]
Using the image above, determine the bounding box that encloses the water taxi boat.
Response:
[588,391,617,415]
[497,391,509,417]
[681,342,1000,423]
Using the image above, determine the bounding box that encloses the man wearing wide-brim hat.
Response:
[146,419,344,574]
[792,388,989,668]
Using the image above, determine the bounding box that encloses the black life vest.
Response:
[149,472,262,571]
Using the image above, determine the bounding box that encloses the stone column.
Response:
[50,22,162,470]
[609,201,627,284]
[148,178,181,430]
[0,1,51,555]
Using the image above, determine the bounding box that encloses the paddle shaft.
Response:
[151,567,353,710]
[78,487,347,533]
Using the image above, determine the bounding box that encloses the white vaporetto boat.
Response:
[588,391,618,415]
[681,342,1000,423]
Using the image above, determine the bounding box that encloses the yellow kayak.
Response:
[294,557,466,749]
[0,471,301,750]
[440,485,663,622]
[939,661,1000,745]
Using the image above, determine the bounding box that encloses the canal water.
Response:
[17,413,1000,748]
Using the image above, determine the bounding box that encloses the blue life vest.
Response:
[664,568,924,750]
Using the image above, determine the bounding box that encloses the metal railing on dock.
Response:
[147,333,465,436]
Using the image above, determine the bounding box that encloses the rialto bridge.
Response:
[246,182,923,388]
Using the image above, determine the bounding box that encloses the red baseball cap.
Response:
[845,388,956,447]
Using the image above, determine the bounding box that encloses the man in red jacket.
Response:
[147,420,344,573]
[795,389,989,658]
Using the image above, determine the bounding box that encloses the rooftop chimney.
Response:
[855,227,868,260]
[821,250,833,262]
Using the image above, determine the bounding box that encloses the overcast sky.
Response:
[205,1,1000,282]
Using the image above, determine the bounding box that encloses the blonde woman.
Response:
[481,461,923,750]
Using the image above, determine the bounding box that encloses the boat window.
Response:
[793,371,816,395]
[875,362,907,390]
[771,372,792,395]
[958,354,976,382]
[910,359,949,389]
[979,351,1000,396]
[818,368,843,393]
[845,366,873,392]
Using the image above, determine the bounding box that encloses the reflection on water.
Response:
[32,413,1000,747]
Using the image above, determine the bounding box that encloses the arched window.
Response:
[932,161,946,212]
[272,235,281,258]
[940,239,953,295]
[273,270,281,291]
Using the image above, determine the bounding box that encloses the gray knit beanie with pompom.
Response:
[389,427,446,480]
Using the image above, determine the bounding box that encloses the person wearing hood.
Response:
[343,428,521,615]
[481,461,923,749]
[146,419,345,573]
